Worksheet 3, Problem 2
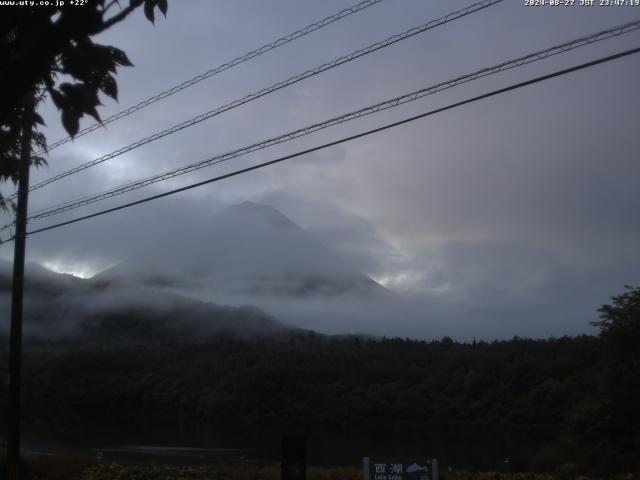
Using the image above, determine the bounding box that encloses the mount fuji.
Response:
[93,201,420,336]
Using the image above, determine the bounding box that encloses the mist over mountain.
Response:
[0,259,293,346]
[95,202,392,298]
[92,201,425,337]
[0,202,429,341]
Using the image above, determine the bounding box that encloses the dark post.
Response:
[281,434,306,480]
[6,97,33,480]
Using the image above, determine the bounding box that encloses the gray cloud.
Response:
[1,0,638,339]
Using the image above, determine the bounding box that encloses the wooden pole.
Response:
[6,96,33,480]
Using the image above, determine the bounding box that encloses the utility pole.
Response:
[6,95,33,480]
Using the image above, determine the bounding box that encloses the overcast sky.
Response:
[1,0,639,339]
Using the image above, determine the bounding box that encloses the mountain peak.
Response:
[220,201,299,230]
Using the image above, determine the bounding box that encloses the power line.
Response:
[2,45,635,243]
[22,19,640,222]
[19,0,503,196]
[38,0,386,154]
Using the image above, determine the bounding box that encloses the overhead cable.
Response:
[2,45,635,243]
[20,0,504,196]
[23,19,640,222]
[39,0,387,154]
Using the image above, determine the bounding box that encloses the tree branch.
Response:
[101,3,138,31]
[103,0,120,14]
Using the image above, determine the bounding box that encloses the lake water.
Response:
[24,418,557,471]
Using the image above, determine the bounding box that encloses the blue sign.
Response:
[363,458,438,480]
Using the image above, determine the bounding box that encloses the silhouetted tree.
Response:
[0,0,168,210]
[591,285,640,469]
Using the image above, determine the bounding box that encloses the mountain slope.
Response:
[95,201,394,299]
[0,259,294,345]
[91,201,414,336]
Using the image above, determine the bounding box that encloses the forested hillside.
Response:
[1,286,638,474]
[11,335,600,426]
[0,333,635,473]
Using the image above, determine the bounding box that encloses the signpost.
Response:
[363,458,438,480]
[282,434,306,480]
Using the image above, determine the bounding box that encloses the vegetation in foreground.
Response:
[0,287,637,477]
[12,457,640,480]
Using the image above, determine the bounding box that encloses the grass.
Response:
[7,456,639,480]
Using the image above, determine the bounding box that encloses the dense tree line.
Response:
[0,287,638,474]
[0,333,623,472]
[9,334,600,427]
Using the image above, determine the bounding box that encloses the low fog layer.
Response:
[93,201,425,338]
[96,202,392,299]
[0,258,290,345]
[2,200,628,340]
[3,201,622,340]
